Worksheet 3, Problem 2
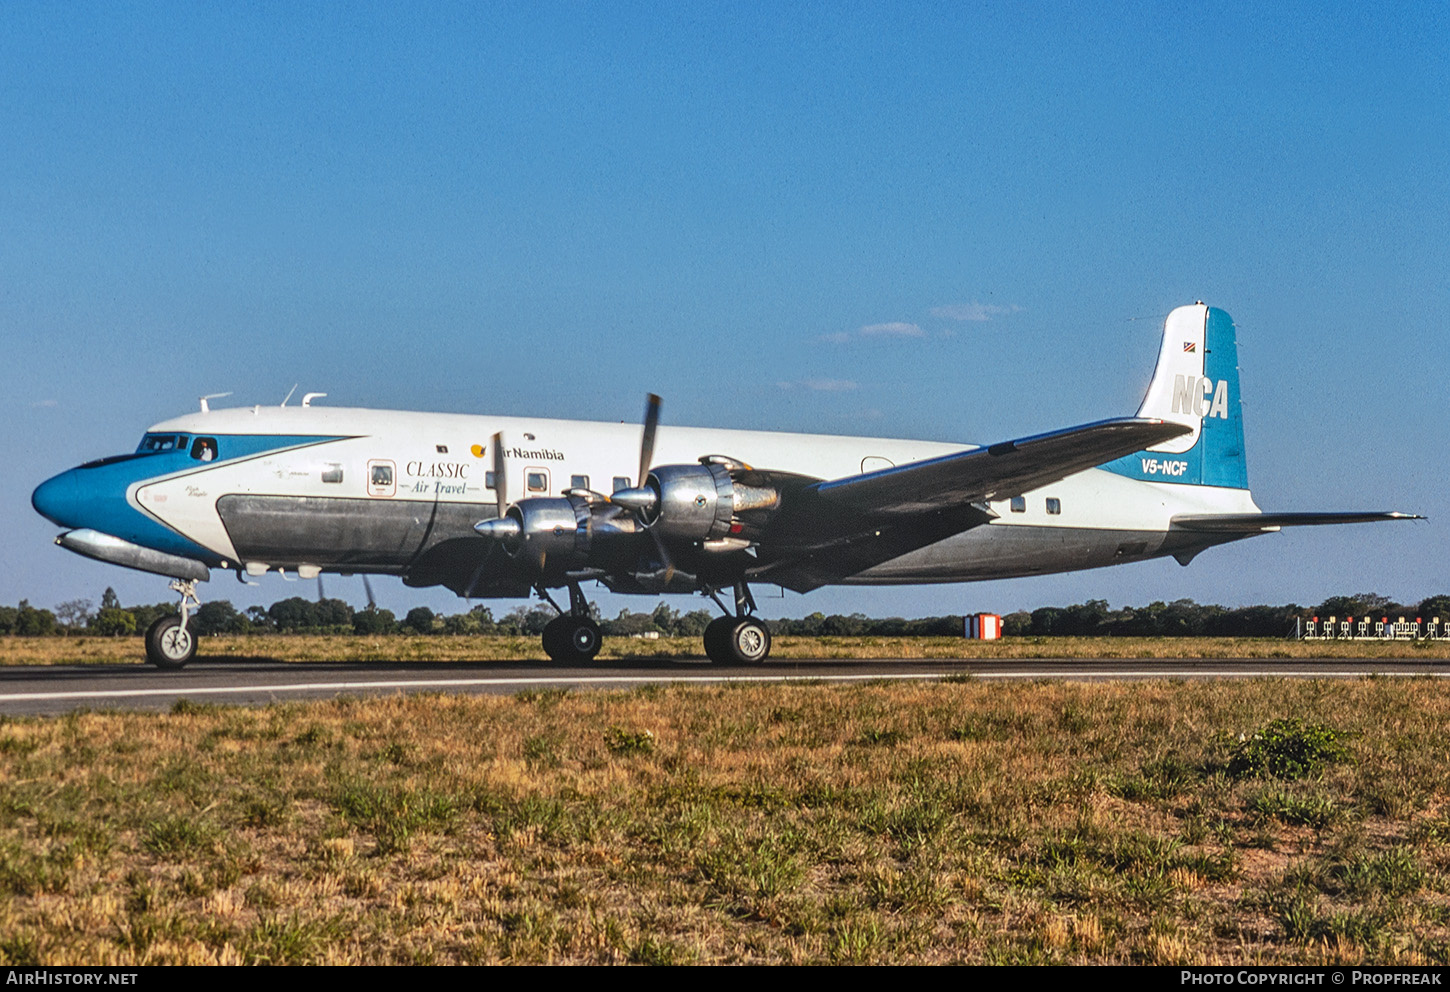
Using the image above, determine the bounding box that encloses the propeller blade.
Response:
[647,524,675,585]
[362,574,376,609]
[638,393,661,489]
[491,431,508,519]
[316,574,325,603]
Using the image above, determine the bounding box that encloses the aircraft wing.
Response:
[1172,511,1423,532]
[810,417,1192,515]
[748,417,1191,592]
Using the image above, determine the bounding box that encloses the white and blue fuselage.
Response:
[31,304,1414,666]
[32,401,1258,593]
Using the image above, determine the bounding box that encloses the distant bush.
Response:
[6,590,1448,638]
[90,608,136,637]
[194,601,249,636]
[403,607,436,634]
[352,606,396,635]
[12,602,56,637]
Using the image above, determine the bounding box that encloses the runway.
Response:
[0,656,1447,716]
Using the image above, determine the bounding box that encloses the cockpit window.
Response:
[137,434,188,453]
[190,437,218,461]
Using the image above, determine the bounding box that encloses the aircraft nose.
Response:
[32,470,83,528]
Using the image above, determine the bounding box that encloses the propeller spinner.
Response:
[610,393,663,515]
[473,431,522,541]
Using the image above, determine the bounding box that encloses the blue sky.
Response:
[3,2,1445,620]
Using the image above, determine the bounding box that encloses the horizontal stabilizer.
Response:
[1172,511,1423,533]
[814,417,1192,516]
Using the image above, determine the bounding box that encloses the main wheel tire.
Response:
[542,616,569,660]
[727,617,772,664]
[702,616,735,664]
[145,615,196,670]
[703,616,772,664]
[565,617,602,661]
[542,616,602,663]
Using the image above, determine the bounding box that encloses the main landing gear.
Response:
[702,582,772,665]
[538,583,602,664]
[532,580,772,666]
[145,579,200,670]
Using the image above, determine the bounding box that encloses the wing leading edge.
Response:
[810,417,1193,516]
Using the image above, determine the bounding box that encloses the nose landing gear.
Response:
[145,579,200,669]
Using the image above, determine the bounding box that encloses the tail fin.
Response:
[1101,303,1248,489]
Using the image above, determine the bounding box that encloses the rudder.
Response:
[1100,303,1248,489]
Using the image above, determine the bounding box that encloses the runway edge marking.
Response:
[1,668,1445,704]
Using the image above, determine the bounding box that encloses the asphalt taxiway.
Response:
[0,657,1446,716]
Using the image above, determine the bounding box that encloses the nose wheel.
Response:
[145,579,201,669]
[145,615,197,669]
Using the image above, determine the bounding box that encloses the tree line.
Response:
[4,588,1449,640]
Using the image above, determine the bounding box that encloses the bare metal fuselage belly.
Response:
[215,492,1190,588]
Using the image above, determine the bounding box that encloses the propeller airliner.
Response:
[31,304,1417,668]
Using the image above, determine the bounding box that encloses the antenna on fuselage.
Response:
[199,392,232,414]
[280,384,299,407]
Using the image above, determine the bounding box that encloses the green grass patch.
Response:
[1229,718,1352,779]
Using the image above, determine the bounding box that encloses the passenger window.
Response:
[612,476,631,493]
[1010,497,1026,513]
[322,463,344,484]
[367,460,396,497]
[526,471,549,493]
[1046,498,1061,515]
[435,444,448,453]
[190,437,218,462]
[485,471,496,490]
[570,475,589,490]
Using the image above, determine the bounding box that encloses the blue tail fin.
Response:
[1101,304,1248,489]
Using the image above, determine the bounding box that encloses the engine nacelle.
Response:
[642,464,734,541]
[485,495,643,578]
[640,463,781,543]
[498,495,593,575]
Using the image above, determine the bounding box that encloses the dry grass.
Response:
[4,634,1449,667]
[3,678,1450,964]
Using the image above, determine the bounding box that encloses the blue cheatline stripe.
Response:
[62,435,350,563]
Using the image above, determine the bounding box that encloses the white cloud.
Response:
[29,399,58,408]
[859,321,926,338]
[778,378,858,391]
[930,302,1023,322]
